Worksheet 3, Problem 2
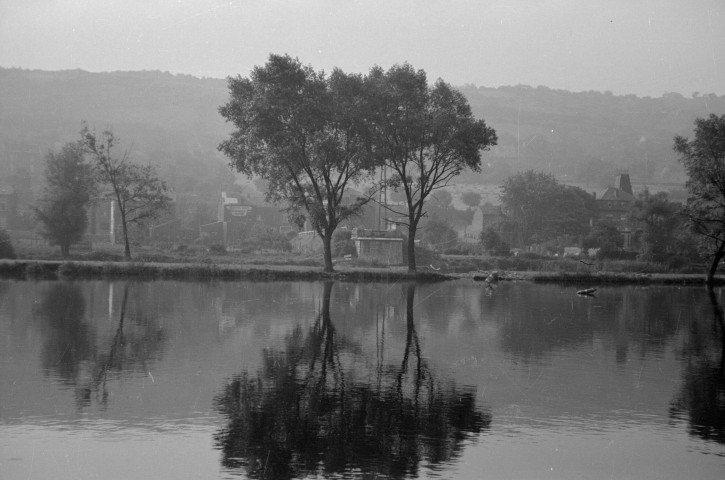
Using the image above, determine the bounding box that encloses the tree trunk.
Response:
[118,208,132,260]
[706,242,725,285]
[322,230,334,273]
[407,223,417,273]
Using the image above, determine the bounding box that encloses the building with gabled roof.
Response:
[595,172,636,248]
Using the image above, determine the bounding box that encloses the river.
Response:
[1,279,723,479]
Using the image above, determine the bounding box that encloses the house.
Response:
[206,192,293,247]
[351,228,404,265]
[596,173,635,224]
[595,172,636,248]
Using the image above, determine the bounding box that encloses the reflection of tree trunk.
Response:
[213,281,491,478]
[95,283,130,404]
[397,283,425,398]
[706,287,725,375]
[318,281,336,386]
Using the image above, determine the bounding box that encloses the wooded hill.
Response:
[2,67,724,200]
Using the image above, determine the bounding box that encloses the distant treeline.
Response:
[1,67,724,198]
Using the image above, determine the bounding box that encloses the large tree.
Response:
[674,114,725,284]
[80,126,171,259]
[366,64,497,271]
[500,170,597,246]
[219,54,377,273]
[33,142,96,257]
[629,189,694,263]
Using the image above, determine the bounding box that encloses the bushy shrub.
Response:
[244,224,292,253]
[78,250,125,262]
[209,244,227,255]
[0,228,16,259]
[443,243,482,256]
[332,230,356,257]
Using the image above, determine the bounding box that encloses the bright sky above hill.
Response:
[1,0,723,97]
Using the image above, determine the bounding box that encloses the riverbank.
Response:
[485,270,719,286]
[0,258,718,285]
[0,259,449,282]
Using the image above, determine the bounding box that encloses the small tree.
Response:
[480,227,510,256]
[461,191,482,209]
[0,227,16,259]
[80,126,171,259]
[332,229,356,257]
[583,222,623,258]
[33,142,96,257]
[674,114,725,284]
[429,190,453,210]
[420,216,458,252]
[367,64,497,271]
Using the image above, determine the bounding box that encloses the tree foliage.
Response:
[366,64,497,271]
[629,189,695,263]
[583,221,624,258]
[0,227,15,259]
[420,216,458,252]
[480,227,510,256]
[500,170,597,245]
[429,190,453,209]
[80,126,171,259]
[219,54,377,272]
[674,114,725,283]
[332,229,356,257]
[461,191,482,208]
[33,142,96,257]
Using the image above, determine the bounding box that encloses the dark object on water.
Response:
[576,288,597,296]
[474,271,499,283]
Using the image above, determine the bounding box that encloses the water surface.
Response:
[1,280,723,479]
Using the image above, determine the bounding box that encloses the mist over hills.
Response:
[1,67,724,200]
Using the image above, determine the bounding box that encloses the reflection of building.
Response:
[352,228,404,265]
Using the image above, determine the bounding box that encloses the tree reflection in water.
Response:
[37,283,94,387]
[36,282,165,409]
[214,282,490,479]
[670,288,725,445]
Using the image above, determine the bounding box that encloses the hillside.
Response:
[461,84,725,187]
[2,67,724,199]
[0,68,235,201]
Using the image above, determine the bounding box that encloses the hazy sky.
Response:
[1,0,723,97]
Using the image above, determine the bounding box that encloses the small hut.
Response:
[351,228,404,265]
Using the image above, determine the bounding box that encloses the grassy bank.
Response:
[1,243,718,285]
[524,270,715,286]
[0,258,717,286]
[0,259,448,283]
